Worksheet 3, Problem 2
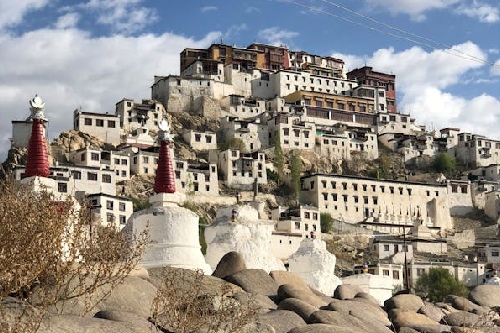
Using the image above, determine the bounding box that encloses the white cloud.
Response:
[55,12,80,29]
[246,6,260,13]
[492,59,500,75]
[0,27,221,159]
[363,0,460,21]
[81,0,158,34]
[455,1,500,23]
[0,0,50,30]
[257,27,299,46]
[201,6,217,13]
[224,24,247,41]
[334,42,500,140]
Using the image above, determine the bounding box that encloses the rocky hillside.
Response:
[25,259,500,333]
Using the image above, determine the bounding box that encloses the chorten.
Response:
[25,95,50,178]
[124,119,211,274]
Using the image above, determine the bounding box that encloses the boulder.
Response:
[469,285,500,307]
[278,298,319,322]
[212,251,247,279]
[418,302,447,322]
[270,270,311,290]
[405,324,452,333]
[277,284,328,308]
[232,291,277,314]
[442,311,480,327]
[258,310,306,333]
[389,309,438,330]
[225,269,280,298]
[308,310,392,333]
[451,327,486,333]
[353,291,381,306]
[385,294,425,312]
[287,323,363,333]
[327,299,390,326]
[37,314,151,333]
[334,284,364,300]
[444,295,483,313]
[49,275,157,318]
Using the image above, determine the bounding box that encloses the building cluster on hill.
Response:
[8,42,500,292]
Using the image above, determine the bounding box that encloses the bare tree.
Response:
[150,268,257,333]
[0,178,148,332]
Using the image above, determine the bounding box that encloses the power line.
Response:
[279,0,500,70]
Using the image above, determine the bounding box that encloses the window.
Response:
[312,213,318,220]
[295,222,300,230]
[492,251,500,257]
[102,174,112,183]
[71,170,81,179]
[87,172,98,181]
[195,134,201,142]
[91,153,99,161]
[106,200,114,210]
[114,158,120,164]
[383,244,390,251]
[96,119,104,127]
[393,271,400,279]
[417,268,425,276]
[108,120,116,128]
[383,270,390,276]
[119,202,126,212]
[84,118,92,126]
[58,182,67,193]
[304,212,310,219]
[121,159,128,165]
[119,215,127,225]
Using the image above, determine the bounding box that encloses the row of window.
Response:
[313,179,442,197]
[70,170,112,183]
[83,118,116,128]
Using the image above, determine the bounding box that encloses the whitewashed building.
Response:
[73,110,121,145]
[87,193,133,229]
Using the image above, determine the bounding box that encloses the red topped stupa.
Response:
[25,95,50,178]
[154,119,176,194]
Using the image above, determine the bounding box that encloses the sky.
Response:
[1,0,499,161]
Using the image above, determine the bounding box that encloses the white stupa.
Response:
[205,204,286,273]
[124,119,211,274]
[288,238,342,296]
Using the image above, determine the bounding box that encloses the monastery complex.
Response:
[6,42,500,296]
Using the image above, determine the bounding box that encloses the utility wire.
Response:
[279,0,500,70]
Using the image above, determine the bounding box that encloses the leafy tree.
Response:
[0,178,147,332]
[415,267,468,302]
[320,212,334,233]
[289,149,303,200]
[434,152,456,176]
[273,131,284,185]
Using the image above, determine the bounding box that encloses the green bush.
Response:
[415,267,468,302]
[320,212,334,233]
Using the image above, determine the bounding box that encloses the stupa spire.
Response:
[25,95,50,178]
[154,118,176,194]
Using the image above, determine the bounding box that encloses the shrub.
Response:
[415,267,468,302]
[150,268,257,333]
[0,178,147,332]
[320,212,334,233]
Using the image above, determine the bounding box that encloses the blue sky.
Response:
[1,0,499,160]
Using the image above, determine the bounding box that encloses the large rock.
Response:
[469,285,500,307]
[327,299,391,327]
[277,284,328,308]
[353,291,381,306]
[308,310,392,333]
[37,314,151,333]
[385,294,425,312]
[442,311,480,327]
[270,270,311,290]
[49,276,157,318]
[212,251,247,279]
[334,284,364,300]
[444,295,484,313]
[225,269,280,298]
[258,310,306,333]
[288,323,363,333]
[233,291,277,314]
[405,324,452,333]
[418,302,447,322]
[278,298,319,322]
[389,309,438,330]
